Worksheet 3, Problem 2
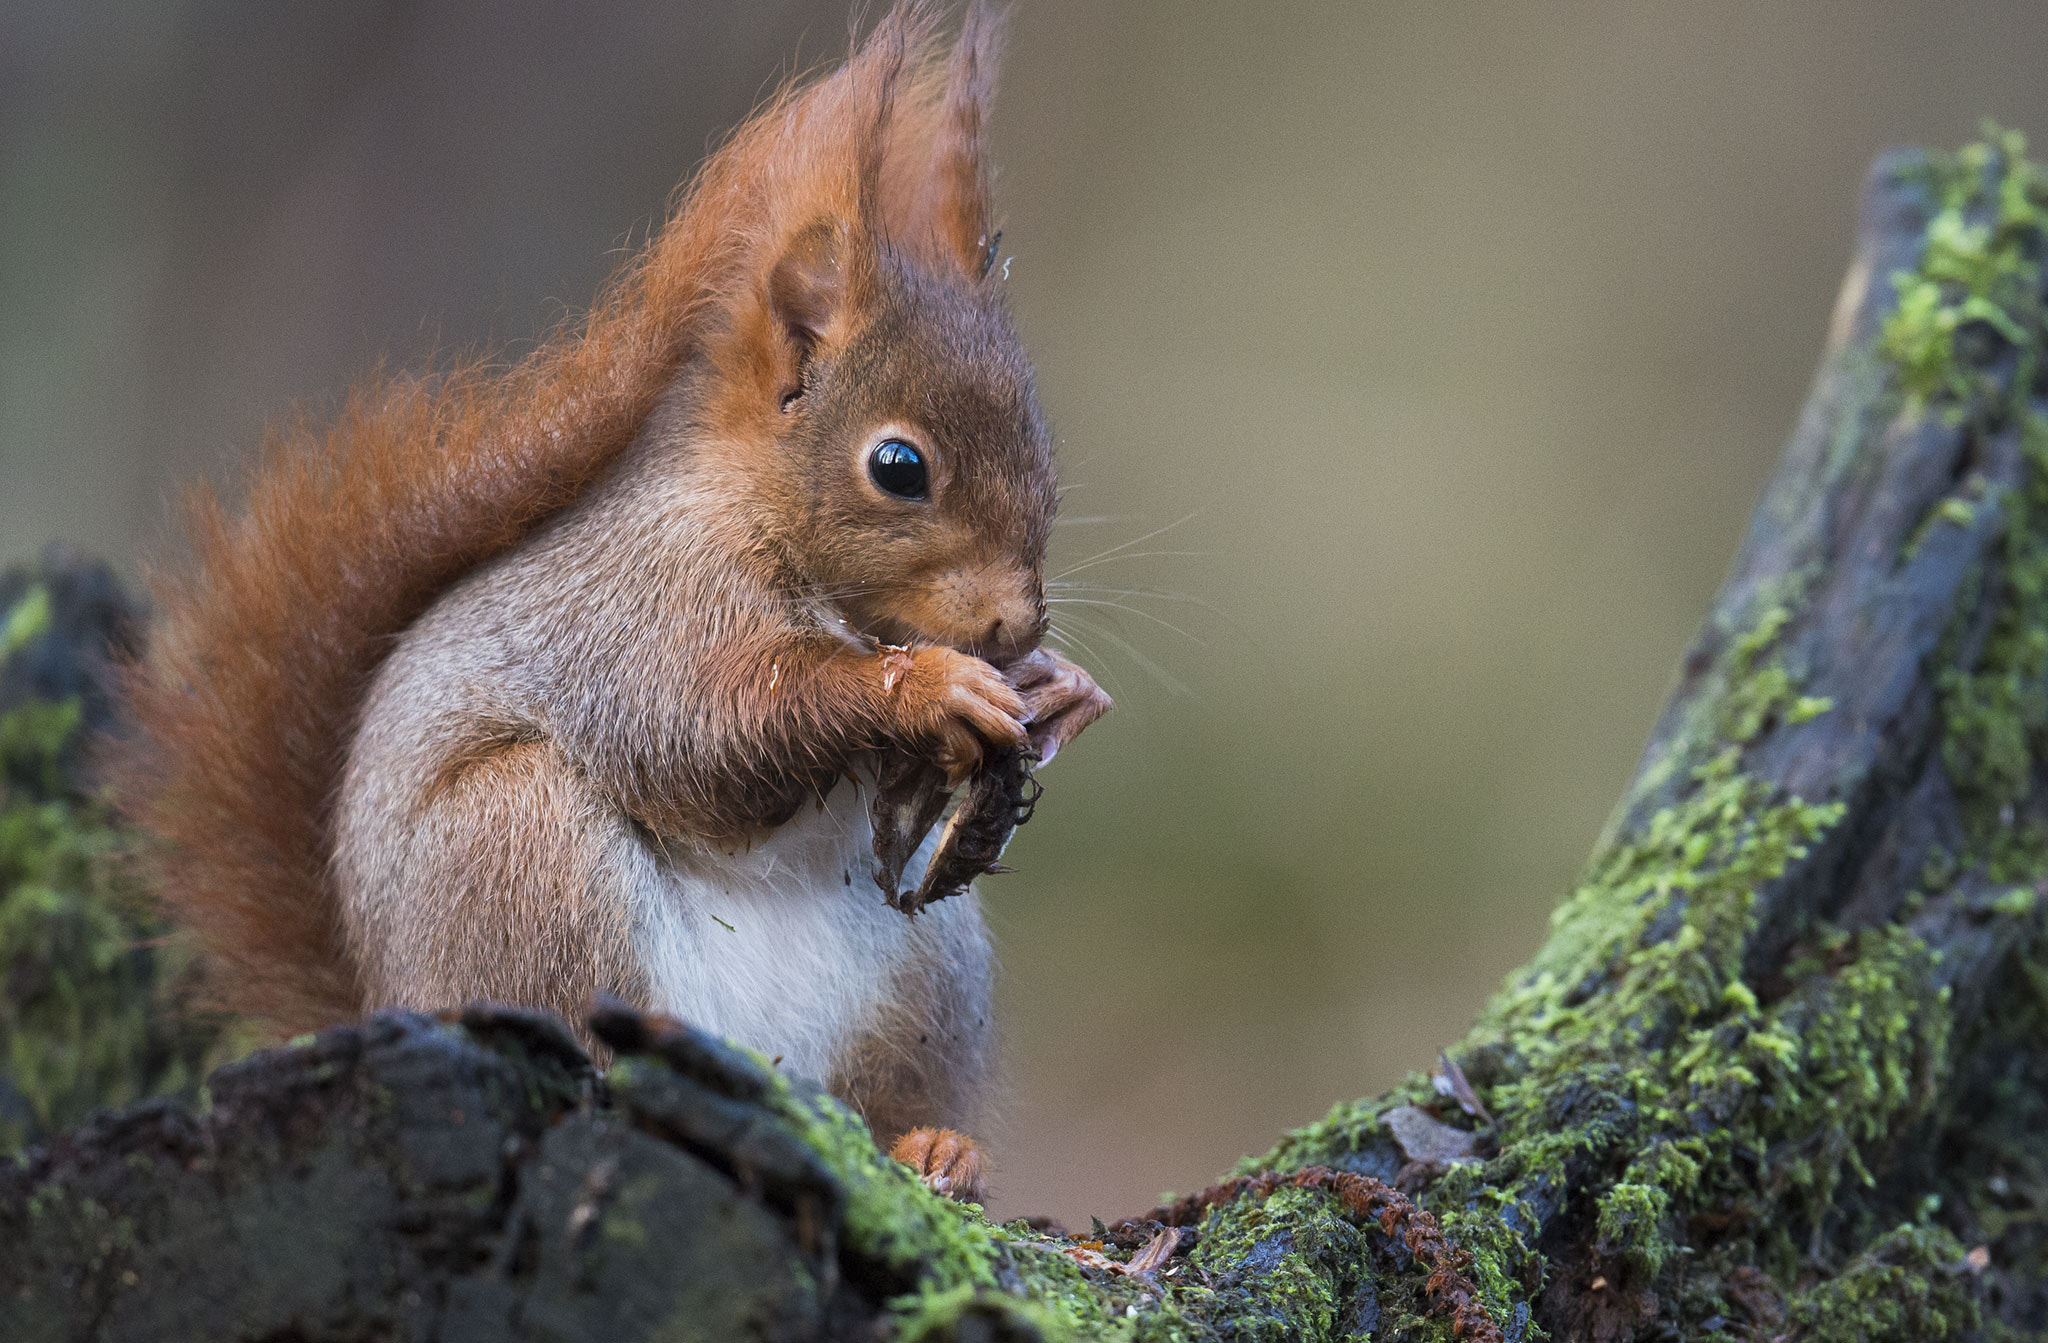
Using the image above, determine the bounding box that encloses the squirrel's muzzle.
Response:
[890,562,1044,665]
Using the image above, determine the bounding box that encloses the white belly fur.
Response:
[623,771,951,1086]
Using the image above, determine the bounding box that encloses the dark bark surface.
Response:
[6,137,2048,1341]
[4,1006,894,1342]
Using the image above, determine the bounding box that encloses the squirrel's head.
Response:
[761,224,1052,664]
[696,4,1053,664]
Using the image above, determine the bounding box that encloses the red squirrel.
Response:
[121,2,1108,1203]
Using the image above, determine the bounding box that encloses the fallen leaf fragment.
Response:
[1126,1225,1184,1273]
[1383,1104,1479,1165]
[1433,1050,1495,1125]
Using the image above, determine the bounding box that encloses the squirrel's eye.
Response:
[867,439,930,500]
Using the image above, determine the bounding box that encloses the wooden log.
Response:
[5,132,2047,1341]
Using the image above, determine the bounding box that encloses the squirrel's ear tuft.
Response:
[905,1,1005,280]
[769,220,856,350]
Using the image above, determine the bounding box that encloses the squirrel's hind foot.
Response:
[890,1126,987,1203]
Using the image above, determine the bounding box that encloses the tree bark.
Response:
[5,136,2048,1342]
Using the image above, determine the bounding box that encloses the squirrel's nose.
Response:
[982,591,1046,661]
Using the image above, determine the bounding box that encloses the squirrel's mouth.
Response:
[832,586,1044,669]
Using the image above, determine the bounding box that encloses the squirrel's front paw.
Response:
[889,1126,988,1203]
[886,646,1027,786]
[1005,648,1112,765]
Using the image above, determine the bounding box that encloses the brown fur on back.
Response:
[119,3,1005,1035]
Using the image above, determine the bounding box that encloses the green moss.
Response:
[0,587,238,1158]
[1733,927,1951,1247]
[1248,1081,1432,1188]
[1426,124,2048,1335]
[1886,126,2048,892]
[1883,127,2043,411]
[1174,1186,1364,1343]
[1492,744,1844,1073]
[1,585,51,657]
[1991,886,2038,917]
[771,1081,1002,1292]
[1714,605,1832,743]
[17,128,2048,1324]
[1596,1182,1675,1278]
[1942,415,2048,853]
[1467,737,1856,1300]
[1435,1180,1544,1324]
[1893,138,2048,1329]
[1241,582,1864,1339]
[1223,136,2048,1319]
[1782,1223,1979,1341]
[1939,496,1981,528]
[892,1283,1077,1343]
[761,1078,1165,1338]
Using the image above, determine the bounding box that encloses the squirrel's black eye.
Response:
[867,439,929,500]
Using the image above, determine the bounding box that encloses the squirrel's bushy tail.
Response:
[120,1,1000,1034]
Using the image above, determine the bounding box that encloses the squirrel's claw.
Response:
[887,645,1027,785]
[1006,648,1111,765]
[890,1126,988,1203]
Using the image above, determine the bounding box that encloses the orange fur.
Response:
[888,1126,988,1203]
[119,3,1007,1036]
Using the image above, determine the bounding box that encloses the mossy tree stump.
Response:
[6,135,2048,1341]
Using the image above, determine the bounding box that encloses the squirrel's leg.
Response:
[344,737,648,1036]
[731,639,1031,783]
[597,638,1030,842]
[825,894,995,1203]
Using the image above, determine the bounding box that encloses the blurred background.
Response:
[7,1,2048,1225]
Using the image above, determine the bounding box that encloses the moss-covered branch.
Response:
[7,133,2048,1341]
[0,554,235,1156]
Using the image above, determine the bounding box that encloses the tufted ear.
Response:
[769,219,856,352]
[906,2,1004,279]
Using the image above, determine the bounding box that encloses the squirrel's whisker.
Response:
[1041,626,1124,701]
[1046,597,1206,646]
[1050,549,1206,580]
[1049,509,1204,581]
[1046,582,1221,615]
[1052,609,1190,698]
